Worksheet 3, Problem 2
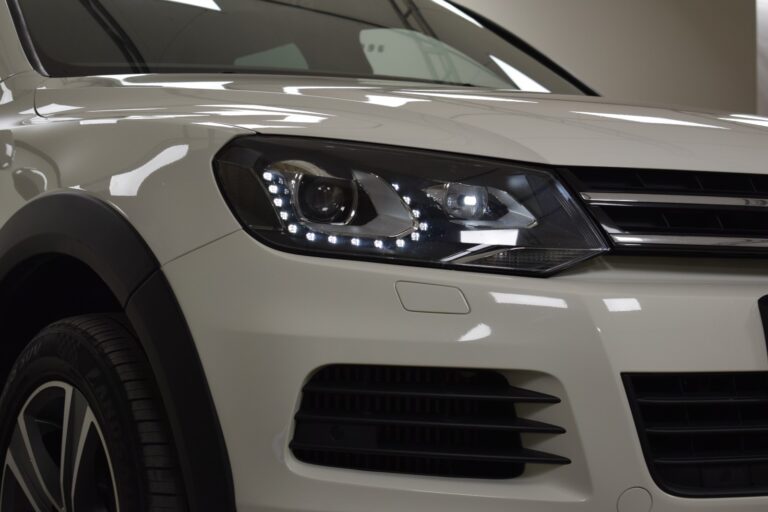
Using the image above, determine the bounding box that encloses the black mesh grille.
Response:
[600,205,768,237]
[625,373,768,497]
[569,167,768,197]
[291,365,569,479]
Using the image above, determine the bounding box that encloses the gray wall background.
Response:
[455,0,757,114]
[759,0,768,114]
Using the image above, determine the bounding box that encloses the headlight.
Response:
[215,137,609,276]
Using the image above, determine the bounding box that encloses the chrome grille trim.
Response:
[612,234,768,248]
[565,167,768,252]
[581,192,768,208]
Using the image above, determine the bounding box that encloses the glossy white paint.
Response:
[35,74,768,174]
[164,232,768,512]
[2,2,768,511]
[6,72,767,263]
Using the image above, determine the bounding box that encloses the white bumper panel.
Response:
[163,230,768,511]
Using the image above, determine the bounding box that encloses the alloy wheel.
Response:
[0,381,119,512]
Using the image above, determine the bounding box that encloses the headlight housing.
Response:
[215,137,608,276]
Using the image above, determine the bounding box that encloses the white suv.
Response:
[1,1,768,511]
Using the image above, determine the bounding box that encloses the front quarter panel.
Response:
[4,92,251,264]
[0,71,45,227]
[0,73,243,512]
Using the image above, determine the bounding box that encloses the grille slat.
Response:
[637,395,768,405]
[570,167,768,197]
[655,455,768,465]
[303,382,561,403]
[291,365,569,479]
[647,424,768,435]
[625,372,768,497]
[296,412,566,433]
[599,205,768,237]
[291,443,570,465]
[565,167,768,252]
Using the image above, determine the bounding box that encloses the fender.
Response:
[0,191,236,512]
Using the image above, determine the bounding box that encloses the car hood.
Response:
[36,74,768,174]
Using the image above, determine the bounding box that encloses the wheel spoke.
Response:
[0,459,8,508]
[2,453,39,512]
[60,386,91,511]
[70,408,95,508]
[3,382,120,512]
[19,386,69,510]
[89,422,120,512]
[4,430,54,512]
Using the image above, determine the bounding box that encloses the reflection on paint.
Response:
[235,124,303,130]
[109,145,189,197]
[98,75,233,90]
[199,104,328,116]
[162,0,220,11]
[490,55,550,93]
[80,114,203,126]
[491,292,568,309]
[719,114,768,128]
[0,82,13,106]
[196,104,331,127]
[91,107,166,113]
[365,95,428,108]
[430,0,483,27]
[0,130,13,169]
[403,91,537,104]
[459,323,492,342]
[36,104,82,116]
[572,111,727,129]
[278,114,326,123]
[284,86,375,96]
[603,298,642,312]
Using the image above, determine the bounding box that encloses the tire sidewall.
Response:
[0,324,144,511]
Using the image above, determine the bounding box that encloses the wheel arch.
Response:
[0,191,236,512]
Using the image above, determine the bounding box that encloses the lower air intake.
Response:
[290,365,569,479]
[625,372,768,497]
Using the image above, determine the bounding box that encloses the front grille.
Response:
[568,167,768,196]
[625,373,768,497]
[564,167,768,252]
[290,365,570,479]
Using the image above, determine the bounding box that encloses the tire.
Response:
[0,314,185,511]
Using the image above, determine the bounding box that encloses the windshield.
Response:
[16,0,584,93]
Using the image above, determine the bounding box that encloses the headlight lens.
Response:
[215,137,609,275]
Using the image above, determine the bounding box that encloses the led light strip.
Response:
[260,168,423,250]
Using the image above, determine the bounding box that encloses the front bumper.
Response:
[163,229,768,511]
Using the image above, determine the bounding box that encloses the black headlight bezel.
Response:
[214,135,610,277]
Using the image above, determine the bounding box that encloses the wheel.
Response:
[0,315,185,511]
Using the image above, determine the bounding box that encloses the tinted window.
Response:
[17,0,583,93]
